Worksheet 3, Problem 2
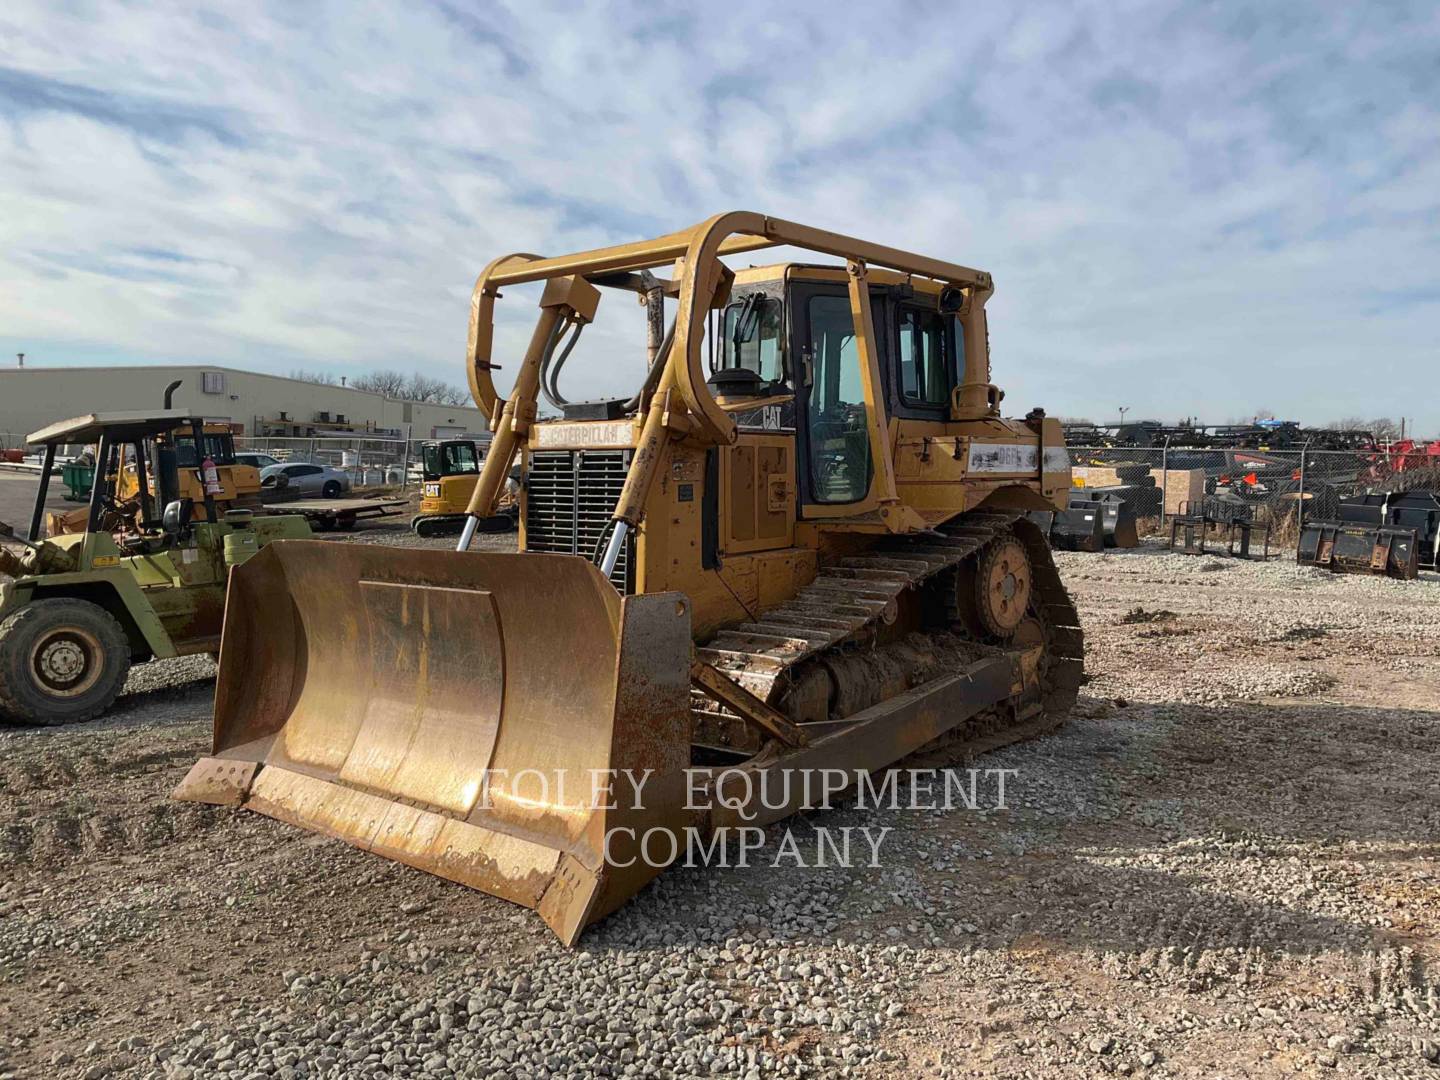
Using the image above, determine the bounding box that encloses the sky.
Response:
[2,1,1438,433]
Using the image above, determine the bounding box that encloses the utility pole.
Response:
[1118,405,1129,426]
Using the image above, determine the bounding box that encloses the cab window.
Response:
[805,294,871,503]
[720,295,783,383]
[898,306,951,407]
[443,443,479,474]
[174,433,236,467]
[422,444,443,479]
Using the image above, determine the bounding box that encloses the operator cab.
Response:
[421,440,482,481]
[527,261,977,517]
[704,267,969,505]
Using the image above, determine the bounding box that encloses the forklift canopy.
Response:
[28,410,200,446]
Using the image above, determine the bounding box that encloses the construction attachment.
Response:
[1298,521,1420,579]
[176,213,1085,944]
[1032,492,1138,552]
[1168,500,1271,561]
[1296,491,1438,579]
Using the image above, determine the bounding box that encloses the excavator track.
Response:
[693,508,1083,755]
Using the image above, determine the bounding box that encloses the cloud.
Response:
[0,1,1437,430]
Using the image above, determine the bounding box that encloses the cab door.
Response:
[791,281,888,514]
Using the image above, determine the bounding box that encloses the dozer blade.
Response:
[174,541,692,944]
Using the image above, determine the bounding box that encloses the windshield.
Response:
[720,295,783,383]
[424,442,479,478]
[445,443,479,474]
[175,432,236,468]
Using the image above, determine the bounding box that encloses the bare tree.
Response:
[404,373,470,406]
[1367,416,1400,441]
[349,369,411,398]
[1326,416,1399,440]
[291,367,470,405]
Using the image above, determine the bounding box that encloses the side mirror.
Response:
[938,286,966,316]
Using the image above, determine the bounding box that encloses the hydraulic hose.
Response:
[539,316,584,410]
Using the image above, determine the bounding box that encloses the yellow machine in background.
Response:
[177,213,1084,945]
[47,383,263,537]
[410,439,516,537]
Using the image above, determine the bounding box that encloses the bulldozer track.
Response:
[693,508,1084,739]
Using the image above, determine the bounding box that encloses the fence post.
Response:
[1295,439,1311,556]
[400,424,412,489]
[1160,435,1172,526]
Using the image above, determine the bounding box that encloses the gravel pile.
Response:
[1,529,1437,1079]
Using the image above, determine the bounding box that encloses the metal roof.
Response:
[27,409,200,445]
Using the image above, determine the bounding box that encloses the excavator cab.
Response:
[177,213,1083,943]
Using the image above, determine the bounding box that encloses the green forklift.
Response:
[0,410,311,725]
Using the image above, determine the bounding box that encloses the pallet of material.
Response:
[1072,466,1205,516]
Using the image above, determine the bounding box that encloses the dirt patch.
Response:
[1119,605,1177,624]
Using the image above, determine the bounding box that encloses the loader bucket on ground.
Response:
[1297,521,1420,579]
[173,542,693,943]
[1047,499,1105,552]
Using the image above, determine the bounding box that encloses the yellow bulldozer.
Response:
[176,213,1083,944]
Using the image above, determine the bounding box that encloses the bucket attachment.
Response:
[1337,492,1440,569]
[1092,493,1139,548]
[1297,521,1420,579]
[174,541,693,944]
[1036,497,1105,552]
[1065,492,1138,549]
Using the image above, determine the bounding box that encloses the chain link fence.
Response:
[235,435,423,488]
[236,435,491,489]
[1066,444,1440,533]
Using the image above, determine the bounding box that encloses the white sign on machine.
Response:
[967,443,1071,474]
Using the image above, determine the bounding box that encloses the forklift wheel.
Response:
[0,598,132,725]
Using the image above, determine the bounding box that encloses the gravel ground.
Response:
[1,530,1437,1079]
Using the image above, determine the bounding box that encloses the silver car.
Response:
[259,462,352,498]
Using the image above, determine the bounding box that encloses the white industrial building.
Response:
[0,365,487,443]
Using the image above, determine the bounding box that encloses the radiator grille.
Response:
[524,449,634,592]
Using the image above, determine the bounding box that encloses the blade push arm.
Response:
[458,275,599,550]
